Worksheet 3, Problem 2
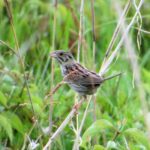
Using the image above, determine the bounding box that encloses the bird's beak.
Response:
[50,51,57,58]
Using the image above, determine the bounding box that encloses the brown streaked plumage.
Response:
[50,50,121,96]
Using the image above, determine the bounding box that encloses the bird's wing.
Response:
[64,68,103,86]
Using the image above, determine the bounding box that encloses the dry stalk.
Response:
[43,99,84,150]
[132,27,150,34]
[74,1,85,149]
[48,0,58,136]
[114,0,150,140]
[100,0,131,69]
[99,0,145,76]
[90,0,97,144]
[133,0,142,51]
[90,0,96,66]
[77,0,84,62]
[123,136,130,150]
[73,96,93,150]
[4,0,36,120]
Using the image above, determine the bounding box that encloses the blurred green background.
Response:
[0,0,150,149]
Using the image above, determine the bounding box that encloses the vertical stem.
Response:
[90,0,96,67]
[76,1,84,149]
[99,0,131,75]
[77,0,84,62]
[99,0,142,76]
[90,0,97,144]
[73,96,93,150]
[49,0,58,135]
[43,99,84,150]
[4,0,36,119]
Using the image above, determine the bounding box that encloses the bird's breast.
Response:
[61,65,75,76]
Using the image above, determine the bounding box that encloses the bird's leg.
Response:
[73,95,86,113]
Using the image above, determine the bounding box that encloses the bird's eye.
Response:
[68,55,72,59]
[60,53,63,56]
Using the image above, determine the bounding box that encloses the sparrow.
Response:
[50,50,121,97]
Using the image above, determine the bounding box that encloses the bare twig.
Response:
[43,99,84,150]
[45,81,65,99]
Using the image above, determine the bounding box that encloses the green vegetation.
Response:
[0,0,150,149]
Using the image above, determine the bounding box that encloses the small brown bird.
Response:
[50,50,121,97]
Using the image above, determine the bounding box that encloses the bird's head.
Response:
[50,50,75,66]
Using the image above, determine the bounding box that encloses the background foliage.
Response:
[0,0,150,149]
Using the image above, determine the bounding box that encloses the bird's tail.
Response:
[102,72,123,82]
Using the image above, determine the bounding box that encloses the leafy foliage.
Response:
[0,0,150,149]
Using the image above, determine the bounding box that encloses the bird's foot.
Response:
[73,103,80,112]
[73,98,85,115]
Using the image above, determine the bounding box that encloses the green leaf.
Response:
[81,119,114,147]
[0,91,7,107]
[0,114,13,142]
[94,145,105,150]
[2,112,24,134]
[124,128,150,149]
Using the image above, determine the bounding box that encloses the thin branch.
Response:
[45,81,65,99]
[43,99,84,150]
[73,96,93,150]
